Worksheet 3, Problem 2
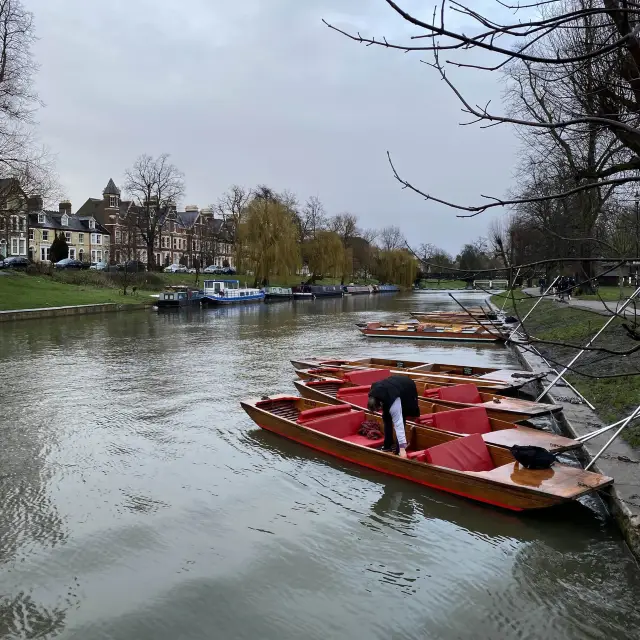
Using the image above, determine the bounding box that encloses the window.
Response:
[42,230,49,241]
[40,246,50,261]
[19,217,25,231]
[11,216,17,231]
[11,238,18,255]
[37,213,44,223]
[78,233,84,243]
[61,215,69,226]
[69,248,76,259]
[109,196,118,208]
[89,219,95,229]
[115,230,121,242]
[29,229,34,241]
[173,238,177,249]
[192,241,197,251]
[78,249,84,261]
[65,232,72,243]
[91,250,103,262]
[91,234,102,245]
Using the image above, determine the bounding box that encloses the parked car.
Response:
[222,267,236,275]
[164,263,188,273]
[188,268,197,274]
[55,258,89,270]
[90,261,109,271]
[0,256,30,269]
[203,265,224,274]
[116,261,146,272]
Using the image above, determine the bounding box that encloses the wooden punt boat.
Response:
[295,365,515,394]
[292,379,579,452]
[294,378,562,422]
[356,321,506,343]
[241,395,612,511]
[290,356,543,389]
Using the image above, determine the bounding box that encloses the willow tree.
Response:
[375,249,418,288]
[239,188,300,286]
[306,230,345,282]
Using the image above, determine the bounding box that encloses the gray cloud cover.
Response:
[29,0,516,253]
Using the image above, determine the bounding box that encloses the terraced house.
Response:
[0,178,29,259]
[77,178,235,269]
[28,200,111,263]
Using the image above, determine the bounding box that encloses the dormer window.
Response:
[37,213,44,224]
[61,214,69,226]
[109,196,119,208]
[89,218,96,229]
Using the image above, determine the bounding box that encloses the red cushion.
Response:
[343,369,390,386]
[297,404,351,425]
[336,385,372,409]
[438,384,482,404]
[424,433,494,472]
[308,367,342,378]
[303,410,366,438]
[431,407,491,435]
[407,449,427,460]
[422,388,442,399]
[416,415,435,426]
[343,434,385,448]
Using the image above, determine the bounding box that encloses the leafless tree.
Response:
[298,195,327,242]
[378,225,406,251]
[325,1,640,214]
[216,185,251,247]
[124,153,185,271]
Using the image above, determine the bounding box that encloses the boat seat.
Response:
[343,434,385,448]
[297,404,351,425]
[302,410,367,439]
[424,433,495,472]
[430,384,483,404]
[343,368,390,386]
[407,449,427,461]
[431,407,492,435]
[335,385,372,409]
[415,414,435,426]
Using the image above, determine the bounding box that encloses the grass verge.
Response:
[493,293,640,447]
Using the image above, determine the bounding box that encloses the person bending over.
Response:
[367,376,420,458]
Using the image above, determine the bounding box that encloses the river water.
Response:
[0,292,639,640]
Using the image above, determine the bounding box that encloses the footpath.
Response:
[521,287,638,317]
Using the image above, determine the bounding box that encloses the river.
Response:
[0,292,638,640]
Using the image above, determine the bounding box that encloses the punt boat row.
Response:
[240,355,613,511]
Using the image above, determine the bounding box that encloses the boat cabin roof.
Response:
[204,279,239,289]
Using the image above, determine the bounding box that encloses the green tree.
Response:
[239,187,300,286]
[374,249,418,287]
[306,230,345,282]
[49,232,68,262]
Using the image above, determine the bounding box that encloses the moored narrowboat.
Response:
[263,286,293,302]
[202,280,265,305]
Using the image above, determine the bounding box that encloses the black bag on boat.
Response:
[510,445,557,470]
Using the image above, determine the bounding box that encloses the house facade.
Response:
[28,201,111,263]
[0,179,29,259]
[76,179,235,269]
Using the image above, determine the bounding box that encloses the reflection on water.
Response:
[0,293,639,640]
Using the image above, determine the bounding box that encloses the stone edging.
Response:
[0,302,151,322]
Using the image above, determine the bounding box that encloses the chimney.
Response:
[59,200,72,216]
[27,195,44,211]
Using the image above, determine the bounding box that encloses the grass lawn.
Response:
[574,286,636,301]
[492,294,640,447]
[418,280,468,289]
[0,272,154,310]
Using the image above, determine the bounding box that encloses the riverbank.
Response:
[0,271,375,312]
[490,293,640,561]
[492,293,640,447]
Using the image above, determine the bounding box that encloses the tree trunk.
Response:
[147,240,154,272]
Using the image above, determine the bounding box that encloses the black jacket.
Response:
[369,376,420,420]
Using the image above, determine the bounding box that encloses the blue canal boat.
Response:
[202,280,265,305]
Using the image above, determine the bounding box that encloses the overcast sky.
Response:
[29,0,517,255]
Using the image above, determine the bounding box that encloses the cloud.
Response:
[29,0,517,253]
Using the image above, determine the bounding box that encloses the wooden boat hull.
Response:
[241,396,612,511]
[292,379,577,452]
[290,357,543,391]
[295,366,511,394]
[357,326,504,342]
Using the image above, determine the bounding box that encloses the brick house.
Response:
[76,179,235,269]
